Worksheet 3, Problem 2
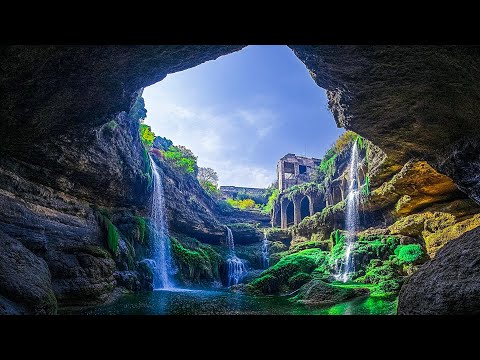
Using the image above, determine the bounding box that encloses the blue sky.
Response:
[143,45,344,188]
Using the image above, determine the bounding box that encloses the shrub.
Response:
[164,145,197,175]
[139,124,155,147]
[264,189,279,214]
[199,180,220,197]
[226,198,257,210]
[394,244,424,264]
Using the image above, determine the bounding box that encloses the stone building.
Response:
[277,154,321,191]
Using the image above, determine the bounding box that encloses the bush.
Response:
[394,244,424,264]
[199,180,220,197]
[164,145,197,175]
[139,124,155,147]
[263,189,279,214]
[226,198,257,210]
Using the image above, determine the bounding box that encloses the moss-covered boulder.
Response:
[247,248,324,295]
[170,234,222,284]
[292,280,370,306]
[422,213,480,257]
[388,212,454,237]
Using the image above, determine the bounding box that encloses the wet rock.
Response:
[293,280,370,306]
[398,227,480,315]
[423,213,480,257]
[0,231,57,314]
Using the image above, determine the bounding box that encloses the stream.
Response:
[61,289,397,315]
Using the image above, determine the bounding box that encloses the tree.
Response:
[197,167,218,186]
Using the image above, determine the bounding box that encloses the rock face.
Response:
[0,231,57,314]
[398,227,480,315]
[153,156,226,244]
[290,45,480,204]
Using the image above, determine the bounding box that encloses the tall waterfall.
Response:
[261,231,269,269]
[337,141,361,283]
[149,155,176,290]
[226,227,247,286]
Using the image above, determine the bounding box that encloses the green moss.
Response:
[394,244,424,264]
[248,248,323,295]
[288,272,311,289]
[356,258,402,296]
[170,235,222,283]
[107,221,119,254]
[142,147,153,189]
[284,182,324,201]
[134,216,148,244]
[362,174,370,197]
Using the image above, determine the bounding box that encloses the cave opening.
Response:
[139,45,344,194]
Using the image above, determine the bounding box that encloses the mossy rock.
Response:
[248,248,323,295]
[264,228,292,246]
[423,213,480,257]
[292,280,370,306]
[388,212,455,238]
[170,234,223,284]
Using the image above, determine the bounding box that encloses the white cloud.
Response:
[143,84,282,189]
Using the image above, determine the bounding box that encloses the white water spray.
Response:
[261,231,269,269]
[225,227,247,286]
[149,155,176,289]
[336,141,361,282]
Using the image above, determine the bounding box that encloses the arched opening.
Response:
[286,201,294,226]
[300,196,310,220]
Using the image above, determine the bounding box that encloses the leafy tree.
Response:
[264,189,279,214]
[200,180,220,197]
[139,124,155,147]
[198,167,219,186]
[164,145,198,175]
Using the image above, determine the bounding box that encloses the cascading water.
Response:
[261,231,269,269]
[149,155,176,290]
[336,141,361,283]
[225,226,247,286]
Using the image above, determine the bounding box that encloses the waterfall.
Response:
[261,231,269,269]
[225,227,247,286]
[336,141,361,283]
[149,155,176,290]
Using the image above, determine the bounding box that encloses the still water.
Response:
[62,289,397,315]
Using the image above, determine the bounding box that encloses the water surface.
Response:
[62,289,397,315]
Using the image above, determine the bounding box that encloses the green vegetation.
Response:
[170,235,222,283]
[357,259,402,296]
[226,198,257,210]
[164,145,197,175]
[200,180,220,197]
[142,147,153,189]
[107,221,119,254]
[362,174,370,196]
[284,182,323,201]
[334,131,358,154]
[139,124,155,147]
[134,216,148,244]
[394,244,424,264]
[320,148,338,179]
[248,248,324,295]
[264,188,279,214]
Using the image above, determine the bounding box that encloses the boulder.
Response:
[398,227,480,315]
[293,280,370,306]
[0,231,57,314]
[423,214,480,257]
